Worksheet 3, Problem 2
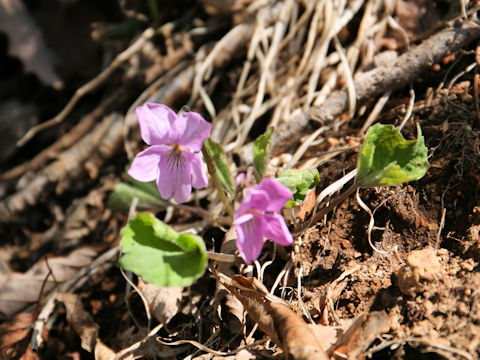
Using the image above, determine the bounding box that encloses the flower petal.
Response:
[127,145,169,182]
[256,178,293,211]
[183,151,208,189]
[237,188,270,214]
[157,149,192,203]
[136,103,176,145]
[234,213,265,264]
[262,214,293,246]
[175,112,211,151]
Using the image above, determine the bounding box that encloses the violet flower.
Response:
[128,102,211,203]
[234,178,293,264]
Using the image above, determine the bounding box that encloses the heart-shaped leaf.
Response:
[119,213,207,287]
[357,123,428,187]
[276,168,320,208]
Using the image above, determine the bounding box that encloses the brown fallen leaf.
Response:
[270,302,329,360]
[0,312,34,351]
[216,274,329,360]
[94,338,116,360]
[57,293,99,353]
[295,188,317,222]
[0,312,40,359]
[18,346,38,360]
[0,247,98,318]
[137,279,182,326]
[328,311,391,359]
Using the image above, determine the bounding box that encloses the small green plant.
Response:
[356,123,428,253]
[112,102,428,286]
[295,123,428,252]
[110,104,319,287]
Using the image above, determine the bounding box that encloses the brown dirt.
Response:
[288,85,480,358]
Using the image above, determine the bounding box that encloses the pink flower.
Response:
[128,103,211,203]
[234,178,293,264]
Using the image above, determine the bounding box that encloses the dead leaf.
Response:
[19,346,38,360]
[0,0,63,89]
[295,189,316,222]
[309,324,340,351]
[216,274,329,360]
[270,302,329,360]
[62,189,106,241]
[0,312,34,351]
[328,311,391,359]
[0,247,98,318]
[58,293,99,353]
[94,338,116,360]
[137,279,182,326]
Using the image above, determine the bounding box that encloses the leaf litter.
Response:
[1,0,480,359]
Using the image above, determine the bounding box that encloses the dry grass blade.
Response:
[237,22,480,165]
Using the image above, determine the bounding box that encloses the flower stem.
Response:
[206,251,242,264]
[201,145,235,219]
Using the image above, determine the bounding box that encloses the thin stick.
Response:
[1,91,119,181]
[474,72,480,127]
[157,337,266,357]
[248,22,480,162]
[18,27,156,146]
[435,207,446,249]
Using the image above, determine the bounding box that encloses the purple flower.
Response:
[234,178,293,264]
[128,103,211,203]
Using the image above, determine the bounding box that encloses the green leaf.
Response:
[119,213,207,287]
[204,139,235,194]
[108,182,167,212]
[276,168,320,208]
[357,123,428,188]
[253,128,274,180]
